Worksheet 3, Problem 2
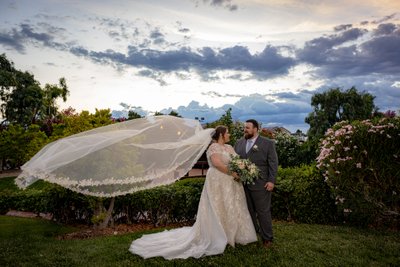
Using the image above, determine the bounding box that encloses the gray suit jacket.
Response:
[234,136,278,188]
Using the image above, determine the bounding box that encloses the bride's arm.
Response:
[210,153,240,180]
[210,153,231,175]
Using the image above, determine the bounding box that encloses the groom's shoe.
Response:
[263,240,273,249]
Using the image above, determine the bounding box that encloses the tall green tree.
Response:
[206,108,243,145]
[207,108,233,128]
[0,54,68,126]
[305,87,376,141]
[42,77,69,119]
[128,110,142,120]
[168,110,182,117]
[153,111,164,116]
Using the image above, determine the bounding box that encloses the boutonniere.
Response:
[252,145,259,151]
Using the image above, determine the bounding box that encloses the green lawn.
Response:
[0,216,399,267]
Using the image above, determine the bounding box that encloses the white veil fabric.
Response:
[16,115,214,197]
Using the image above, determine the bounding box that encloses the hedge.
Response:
[273,165,336,224]
[1,167,337,226]
[0,178,205,226]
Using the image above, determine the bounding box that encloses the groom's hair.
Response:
[246,119,259,130]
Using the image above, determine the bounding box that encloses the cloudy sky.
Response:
[1,0,399,132]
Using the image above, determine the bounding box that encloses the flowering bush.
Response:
[229,155,259,185]
[317,116,400,226]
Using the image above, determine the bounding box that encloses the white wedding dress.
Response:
[129,143,257,259]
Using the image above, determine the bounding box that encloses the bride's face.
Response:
[222,131,230,143]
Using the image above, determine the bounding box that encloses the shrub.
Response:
[275,132,304,167]
[114,178,205,226]
[273,165,336,224]
[317,117,400,227]
[2,169,338,227]
[0,177,205,226]
[0,124,48,169]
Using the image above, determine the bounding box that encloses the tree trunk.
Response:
[98,197,115,229]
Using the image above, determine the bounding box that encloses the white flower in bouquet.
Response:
[228,155,260,185]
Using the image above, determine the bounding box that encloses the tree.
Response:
[206,108,233,129]
[128,110,142,120]
[0,124,48,170]
[4,80,44,126]
[305,87,376,141]
[42,78,69,119]
[206,108,243,145]
[0,54,69,126]
[168,110,182,117]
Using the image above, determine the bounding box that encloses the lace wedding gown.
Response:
[129,143,257,259]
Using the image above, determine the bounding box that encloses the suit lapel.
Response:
[247,136,260,156]
[240,139,247,158]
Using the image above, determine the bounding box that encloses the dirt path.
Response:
[4,210,190,240]
[5,210,52,220]
[0,169,21,178]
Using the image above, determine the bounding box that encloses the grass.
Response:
[0,216,399,267]
[1,175,399,266]
[0,176,19,192]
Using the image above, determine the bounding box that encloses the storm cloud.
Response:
[199,0,238,11]
[296,25,400,77]
[67,44,295,80]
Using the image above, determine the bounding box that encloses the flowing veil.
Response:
[16,115,214,197]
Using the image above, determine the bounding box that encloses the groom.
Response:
[234,119,278,248]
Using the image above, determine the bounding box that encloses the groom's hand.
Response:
[264,182,274,191]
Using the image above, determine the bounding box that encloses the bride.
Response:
[129,125,257,259]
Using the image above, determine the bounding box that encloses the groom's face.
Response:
[244,122,257,139]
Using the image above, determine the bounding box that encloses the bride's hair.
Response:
[211,125,228,142]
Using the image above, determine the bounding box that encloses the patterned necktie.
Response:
[246,139,253,153]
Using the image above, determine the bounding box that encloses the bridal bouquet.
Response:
[228,155,259,185]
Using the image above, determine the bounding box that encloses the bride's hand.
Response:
[232,172,240,182]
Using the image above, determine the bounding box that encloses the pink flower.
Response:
[356,163,362,168]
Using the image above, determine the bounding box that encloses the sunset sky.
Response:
[1,0,399,132]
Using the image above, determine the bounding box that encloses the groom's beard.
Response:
[244,133,254,139]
